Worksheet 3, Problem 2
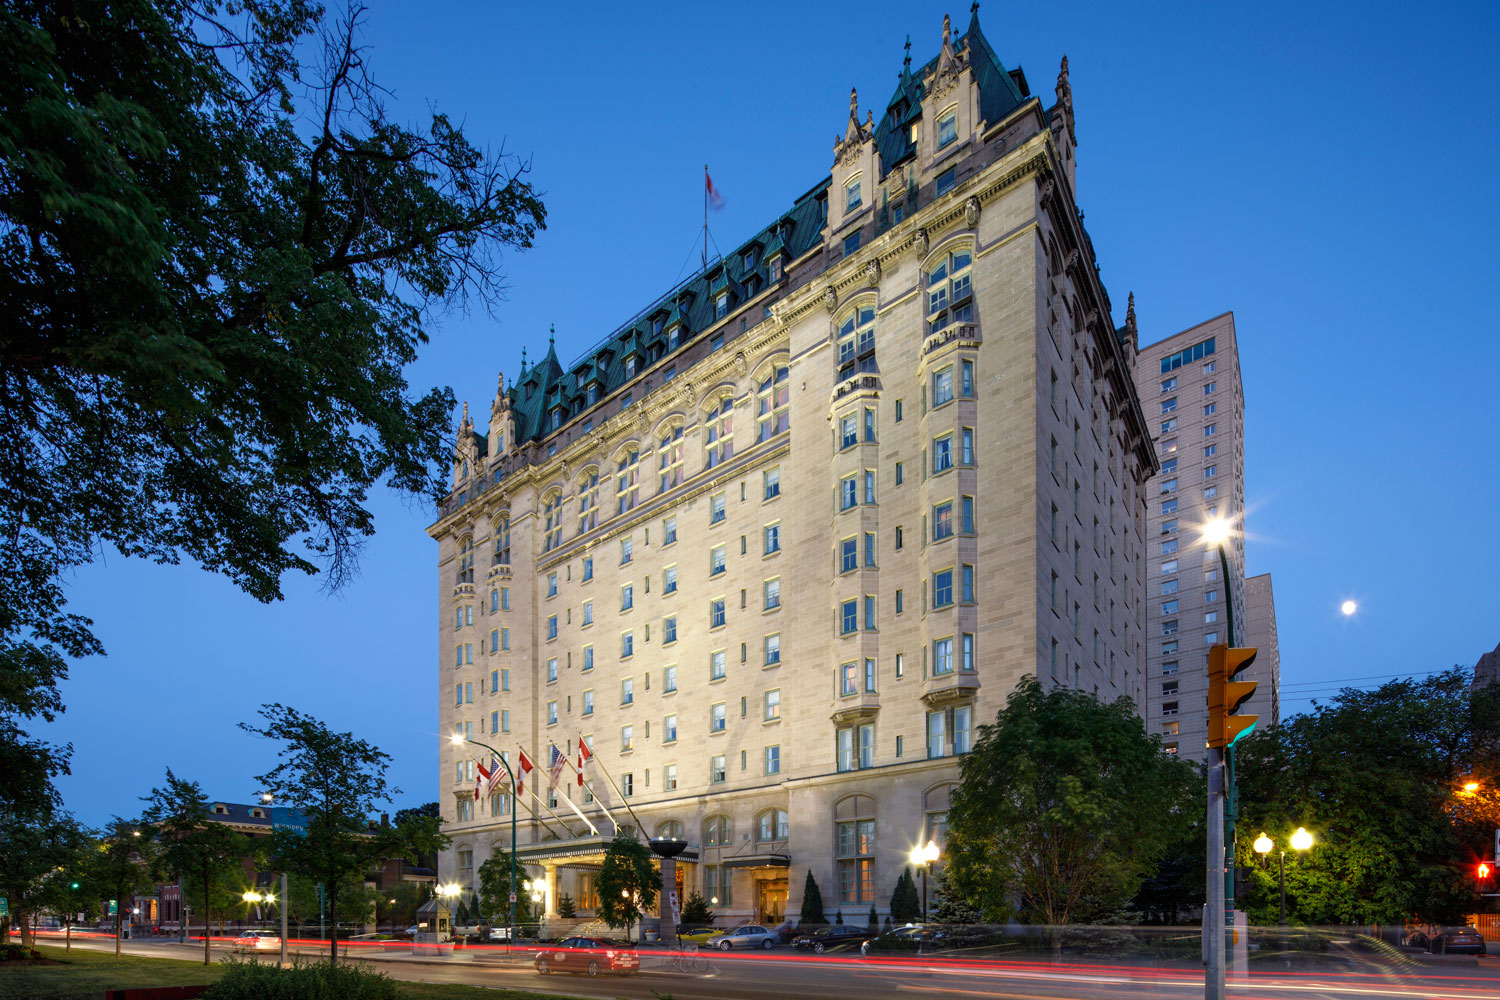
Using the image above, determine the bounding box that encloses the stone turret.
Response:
[490,370,514,461]
[1050,55,1077,193]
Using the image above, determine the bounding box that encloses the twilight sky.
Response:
[43,0,1500,826]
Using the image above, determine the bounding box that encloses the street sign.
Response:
[109,899,117,915]
[0,896,8,918]
[271,806,308,836]
[508,893,517,903]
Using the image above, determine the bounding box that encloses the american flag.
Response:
[548,744,568,786]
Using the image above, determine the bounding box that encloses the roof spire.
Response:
[903,34,912,72]
[520,346,527,374]
[971,1,980,15]
[548,323,555,349]
[942,12,952,49]
[1126,292,1136,330]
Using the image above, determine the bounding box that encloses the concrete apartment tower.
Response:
[429,11,1157,931]
[1243,573,1281,726]
[1133,312,1277,759]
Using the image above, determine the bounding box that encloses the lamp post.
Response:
[908,840,940,921]
[1252,828,1313,927]
[452,735,518,948]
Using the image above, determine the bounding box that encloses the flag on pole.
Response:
[474,758,490,801]
[547,744,568,787]
[517,748,533,798]
[577,738,592,786]
[705,168,725,210]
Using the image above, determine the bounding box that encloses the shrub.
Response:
[201,957,400,1000]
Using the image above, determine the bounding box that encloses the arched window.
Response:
[756,809,789,843]
[836,305,876,379]
[757,366,789,442]
[615,449,641,515]
[658,426,684,492]
[577,471,600,533]
[493,516,510,566]
[543,493,563,552]
[703,814,732,847]
[928,249,973,332]
[704,397,734,469]
[456,537,474,584]
[655,819,685,840]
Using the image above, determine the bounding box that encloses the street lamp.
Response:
[1200,515,1241,1000]
[451,733,518,946]
[908,840,941,921]
[1253,829,1314,926]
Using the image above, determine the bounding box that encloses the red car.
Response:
[533,935,639,976]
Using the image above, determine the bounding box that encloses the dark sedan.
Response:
[1416,926,1487,955]
[533,936,639,976]
[791,924,869,953]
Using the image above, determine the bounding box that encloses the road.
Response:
[39,930,1500,1000]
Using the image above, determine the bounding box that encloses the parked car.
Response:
[676,926,722,946]
[861,923,933,956]
[232,929,281,954]
[533,936,639,976]
[1410,926,1487,955]
[707,924,776,950]
[791,924,869,954]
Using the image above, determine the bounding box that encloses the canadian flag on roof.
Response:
[705,168,725,211]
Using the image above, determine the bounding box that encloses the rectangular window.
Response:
[840,536,857,573]
[932,500,954,540]
[711,702,726,732]
[961,564,975,603]
[840,599,858,635]
[863,657,876,693]
[710,544,726,576]
[621,677,634,704]
[932,569,954,608]
[764,522,781,554]
[933,637,954,675]
[961,359,975,397]
[836,726,855,771]
[932,433,953,473]
[864,532,877,567]
[620,536,633,564]
[711,754,726,783]
[547,700,558,725]
[710,649,726,680]
[664,664,678,692]
[934,166,957,196]
[620,585,633,611]
[1161,539,1179,555]
[1160,397,1177,414]
[864,470,876,504]
[961,633,975,672]
[864,594,876,630]
[839,413,858,449]
[710,598,726,628]
[663,615,678,644]
[582,600,593,626]
[895,589,903,613]
[859,723,874,769]
[546,658,558,683]
[764,689,781,721]
[961,428,974,465]
[664,565,678,594]
[1204,444,1217,458]
[1205,465,1217,478]
[763,467,781,500]
[547,615,558,640]
[764,577,781,610]
[764,633,781,665]
[710,493,726,524]
[663,516,678,545]
[864,407,876,442]
[1161,498,1178,514]
[621,725,634,751]
[927,710,946,758]
[1162,600,1179,615]
[582,690,594,716]
[840,475,857,510]
[932,366,954,407]
[765,745,781,775]
[664,763,678,790]
[954,705,973,754]
[840,661,857,697]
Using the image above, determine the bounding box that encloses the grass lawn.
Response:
[1,947,584,1000]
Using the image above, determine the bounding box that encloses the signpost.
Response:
[271,806,307,968]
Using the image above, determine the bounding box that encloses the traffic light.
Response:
[1479,862,1493,883]
[69,882,80,890]
[1207,643,1258,749]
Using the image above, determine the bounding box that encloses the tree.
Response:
[929,867,980,925]
[0,811,91,948]
[241,703,449,963]
[867,905,879,933]
[799,870,826,926]
[477,850,529,927]
[946,676,1198,927]
[142,769,252,965]
[594,835,657,940]
[889,868,922,924]
[556,893,576,919]
[94,818,156,957]
[1235,669,1498,925]
[680,891,714,927]
[0,0,545,817]
[454,895,471,926]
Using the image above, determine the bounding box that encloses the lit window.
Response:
[926,250,973,333]
[705,397,734,468]
[764,689,781,721]
[758,366,790,441]
[836,306,877,380]
[658,426,684,492]
[615,449,641,514]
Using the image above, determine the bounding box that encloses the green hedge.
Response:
[201,958,400,1000]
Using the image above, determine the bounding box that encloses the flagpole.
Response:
[586,749,649,835]
[552,783,598,836]
[562,754,621,832]
[703,164,709,272]
[530,745,585,833]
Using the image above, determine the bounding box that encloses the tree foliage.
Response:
[946,676,1199,925]
[680,890,714,927]
[0,0,545,816]
[0,810,91,948]
[799,870,826,926]
[476,850,529,926]
[889,867,921,924]
[929,867,980,925]
[94,817,157,956]
[1235,669,1500,925]
[241,703,449,961]
[594,835,657,937]
[142,769,252,964]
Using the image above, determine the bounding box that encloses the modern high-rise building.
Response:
[430,11,1158,930]
[1133,313,1277,759]
[1243,573,1281,726]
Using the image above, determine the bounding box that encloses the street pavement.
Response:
[38,930,1500,1000]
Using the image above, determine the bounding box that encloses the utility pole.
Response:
[1206,747,1225,1000]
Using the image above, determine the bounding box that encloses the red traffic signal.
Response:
[1479,862,1492,881]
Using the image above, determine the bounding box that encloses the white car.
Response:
[233,929,281,953]
[707,923,776,950]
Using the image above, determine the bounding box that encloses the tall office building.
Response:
[1243,573,1281,727]
[1134,313,1276,759]
[430,11,1157,929]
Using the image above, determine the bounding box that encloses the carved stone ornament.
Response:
[824,286,839,313]
[913,229,930,258]
[1038,178,1055,202]
[964,196,981,229]
[864,258,882,287]
[1065,248,1081,272]
[734,351,748,377]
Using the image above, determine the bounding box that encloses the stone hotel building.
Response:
[430,11,1159,928]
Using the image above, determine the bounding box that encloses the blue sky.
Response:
[43,0,1499,825]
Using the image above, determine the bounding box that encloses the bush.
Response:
[202,957,400,1000]
[0,944,42,961]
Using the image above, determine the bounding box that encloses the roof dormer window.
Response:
[714,292,729,320]
[667,324,682,351]
[845,174,863,213]
[625,356,637,377]
[212,804,228,815]
[250,808,265,819]
[586,382,600,406]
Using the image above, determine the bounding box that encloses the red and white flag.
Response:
[705,168,725,211]
[577,739,592,787]
[474,758,490,802]
[547,744,568,787]
[517,748,534,798]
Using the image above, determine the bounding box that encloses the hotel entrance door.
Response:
[757,879,788,924]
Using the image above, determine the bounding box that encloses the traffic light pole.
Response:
[1207,744,1226,1000]
[1220,544,1239,968]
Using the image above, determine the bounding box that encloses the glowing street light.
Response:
[909,839,941,920]
[1253,829,1314,926]
[1201,517,1232,547]
[1252,833,1273,855]
[1290,827,1314,851]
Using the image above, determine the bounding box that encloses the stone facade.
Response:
[429,12,1156,929]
